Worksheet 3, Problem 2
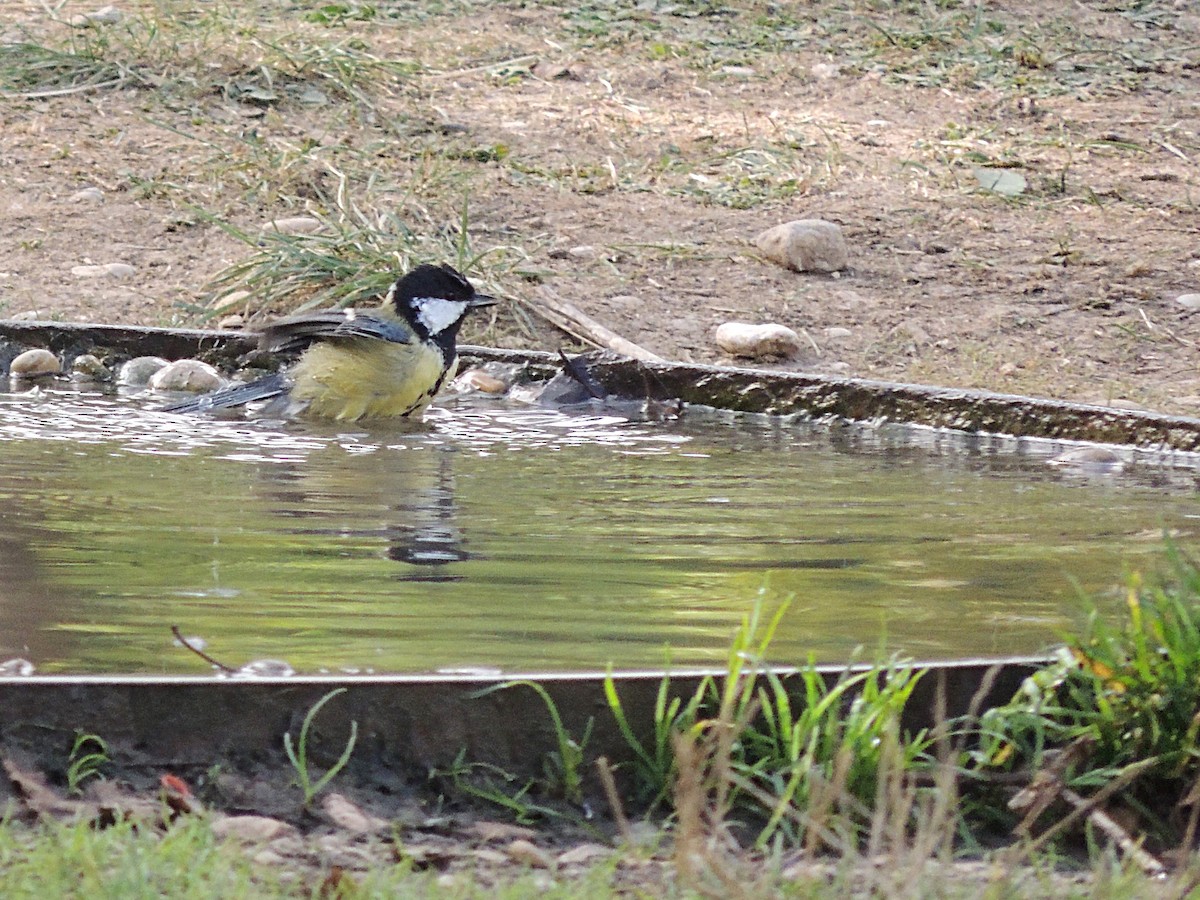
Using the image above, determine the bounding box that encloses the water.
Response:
[0,385,1196,675]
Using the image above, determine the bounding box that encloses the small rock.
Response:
[150,359,224,393]
[470,821,539,843]
[811,62,842,79]
[261,216,322,235]
[217,315,245,330]
[1047,447,1125,474]
[9,348,61,378]
[71,354,111,382]
[9,310,42,321]
[234,659,296,678]
[557,843,611,866]
[506,839,553,869]
[0,658,35,676]
[70,187,105,203]
[211,815,298,844]
[567,245,597,259]
[117,356,169,386]
[1176,293,1200,311]
[715,322,803,359]
[69,5,122,27]
[824,326,853,340]
[322,793,389,836]
[454,369,508,394]
[755,219,848,273]
[70,262,135,279]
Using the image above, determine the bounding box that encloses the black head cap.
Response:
[393,264,479,307]
[385,263,497,344]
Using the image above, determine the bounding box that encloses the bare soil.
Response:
[3,1,1200,415]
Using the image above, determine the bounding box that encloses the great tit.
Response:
[164,263,496,422]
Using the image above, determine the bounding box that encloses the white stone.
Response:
[149,359,224,393]
[9,348,61,377]
[755,219,848,273]
[715,322,802,359]
[824,326,853,340]
[1176,293,1200,311]
[261,216,322,235]
[70,187,105,203]
[71,262,135,279]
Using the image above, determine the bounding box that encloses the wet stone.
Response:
[149,359,224,393]
[117,356,169,386]
[70,353,111,382]
[9,348,61,378]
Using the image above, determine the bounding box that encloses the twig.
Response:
[1155,139,1191,163]
[1004,756,1156,868]
[530,287,663,362]
[429,54,539,79]
[2,79,125,100]
[1062,787,1166,877]
[170,625,237,673]
[595,757,636,848]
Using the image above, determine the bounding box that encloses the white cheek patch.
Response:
[414,297,468,335]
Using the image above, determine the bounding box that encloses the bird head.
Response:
[386,264,497,340]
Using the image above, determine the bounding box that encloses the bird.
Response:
[163,263,496,422]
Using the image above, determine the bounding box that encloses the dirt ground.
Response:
[3,1,1199,415]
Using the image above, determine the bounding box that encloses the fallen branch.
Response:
[1062,787,1166,878]
[530,287,663,362]
[171,625,237,674]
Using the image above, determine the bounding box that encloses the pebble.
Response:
[149,359,224,393]
[1047,447,1125,474]
[454,368,508,394]
[117,356,169,386]
[71,353,111,382]
[70,187,105,203]
[9,348,61,378]
[9,310,42,321]
[755,219,848,273]
[211,815,298,843]
[69,5,122,27]
[824,326,853,341]
[1176,293,1200,311]
[261,216,322,235]
[70,262,135,279]
[217,315,245,330]
[715,322,803,359]
[0,658,35,676]
[235,659,296,678]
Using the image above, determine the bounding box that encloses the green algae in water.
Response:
[0,387,1195,675]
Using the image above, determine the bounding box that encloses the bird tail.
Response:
[161,373,288,414]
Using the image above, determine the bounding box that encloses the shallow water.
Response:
[0,385,1196,675]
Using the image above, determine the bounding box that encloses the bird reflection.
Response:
[255,441,469,582]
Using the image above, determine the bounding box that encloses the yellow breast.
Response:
[289,339,453,422]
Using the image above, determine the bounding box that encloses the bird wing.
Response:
[160,373,289,414]
[259,310,417,354]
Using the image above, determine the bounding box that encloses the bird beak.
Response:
[469,292,498,308]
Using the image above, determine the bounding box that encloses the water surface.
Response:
[0,386,1195,674]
